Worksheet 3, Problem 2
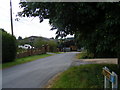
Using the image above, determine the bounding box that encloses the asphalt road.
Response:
[2,52,78,88]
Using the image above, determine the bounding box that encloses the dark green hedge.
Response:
[0,29,17,63]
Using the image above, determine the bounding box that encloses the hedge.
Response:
[0,29,17,63]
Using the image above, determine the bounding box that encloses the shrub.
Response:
[48,40,58,52]
[77,50,94,59]
[33,38,47,48]
[0,29,17,63]
[33,38,58,52]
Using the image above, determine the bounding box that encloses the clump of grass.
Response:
[2,54,52,69]
[51,64,119,88]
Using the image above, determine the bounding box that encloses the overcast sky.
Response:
[0,0,74,39]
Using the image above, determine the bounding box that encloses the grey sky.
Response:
[0,0,74,39]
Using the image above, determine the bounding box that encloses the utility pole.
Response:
[10,0,14,36]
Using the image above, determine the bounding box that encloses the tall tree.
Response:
[18,36,22,40]
[18,2,120,87]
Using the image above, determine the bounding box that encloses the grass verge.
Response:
[52,52,64,54]
[51,64,119,88]
[2,54,52,69]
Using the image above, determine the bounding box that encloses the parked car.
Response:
[18,44,34,49]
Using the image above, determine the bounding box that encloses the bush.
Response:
[1,29,17,63]
[33,38,58,52]
[48,40,58,52]
[33,38,47,48]
[77,50,94,59]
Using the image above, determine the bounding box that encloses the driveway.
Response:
[72,58,118,66]
[2,52,79,88]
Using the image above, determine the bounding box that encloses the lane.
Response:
[2,52,78,88]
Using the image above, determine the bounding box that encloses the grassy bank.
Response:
[51,64,119,88]
[2,54,52,69]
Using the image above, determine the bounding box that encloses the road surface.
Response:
[2,52,78,88]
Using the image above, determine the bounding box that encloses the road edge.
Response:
[43,72,63,88]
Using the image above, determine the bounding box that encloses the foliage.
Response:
[17,48,27,54]
[51,64,119,88]
[17,38,31,46]
[17,36,58,52]
[57,38,75,50]
[18,36,22,40]
[33,38,58,52]
[33,38,47,48]
[1,29,17,63]
[77,51,94,59]
[18,3,105,37]
[19,2,120,57]
[48,40,58,52]
[52,52,64,54]
[18,2,120,58]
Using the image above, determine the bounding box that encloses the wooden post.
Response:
[10,0,14,36]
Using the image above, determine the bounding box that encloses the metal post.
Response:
[103,66,118,89]
[112,72,118,89]
[104,67,110,88]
